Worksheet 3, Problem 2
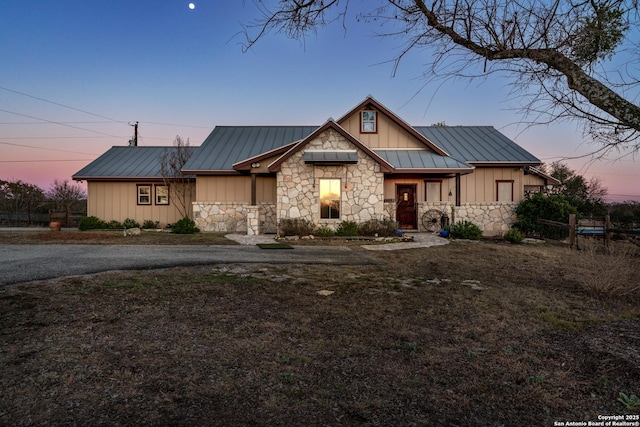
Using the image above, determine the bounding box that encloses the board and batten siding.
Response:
[383,177,457,203]
[459,167,524,202]
[195,176,277,203]
[340,110,427,150]
[86,181,193,226]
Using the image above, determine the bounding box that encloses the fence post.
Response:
[605,214,612,251]
[569,214,576,249]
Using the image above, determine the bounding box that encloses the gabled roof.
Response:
[182,126,317,173]
[415,126,541,165]
[73,146,178,180]
[268,121,395,173]
[337,96,450,156]
[526,166,561,185]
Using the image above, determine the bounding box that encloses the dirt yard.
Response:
[1,232,638,425]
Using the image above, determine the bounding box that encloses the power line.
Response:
[0,121,117,125]
[0,159,94,163]
[1,136,114,140]
[141,121,211,129]
[0,108,123,138]
[0,140,99,156]
[0,85,126,124]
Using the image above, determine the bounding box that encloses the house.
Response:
[74,96,558,235]
[72,146,196,226]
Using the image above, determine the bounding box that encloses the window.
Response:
[137,185,151,205]
[361,110,376,133]
[320,179,341,219]
[497,180,514,202]
[425,181,442,202]
[155,185,169,205]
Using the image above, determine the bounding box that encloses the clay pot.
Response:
[49,221,62,231]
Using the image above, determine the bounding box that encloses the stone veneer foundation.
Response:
[276,129,385,231]
[193,202,276,234]
[384,202,517,236]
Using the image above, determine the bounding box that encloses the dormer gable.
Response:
[268,120,394,173]
[337,96,449,156]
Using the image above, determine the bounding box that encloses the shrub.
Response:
[314,226,334,237]
[336,220,359,236]
[171,217,199,234]
[450,221,483,240]
[142,220,160,229]
[279,218,315,236]
[573,240,639,299]
[122,218,140,229]
[504,228,524,244]
[105,220,123,229]
[78,216,106,231]
[358,218,397,237]
[514,193,577,239]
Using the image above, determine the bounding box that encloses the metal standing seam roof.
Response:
[75,125,541,179]
[415,126,541,164]
[182,126,318,172]
[375,149,473,171]
[73,146,181,179]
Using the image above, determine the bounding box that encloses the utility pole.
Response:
[129,121,138,146]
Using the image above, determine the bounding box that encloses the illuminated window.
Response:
[155,185,169,205]
[497,180,514,202]
[137,185,151,205]
[320,179,341,219]
[361,110,376,133]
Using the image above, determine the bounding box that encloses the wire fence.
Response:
[0,211,85,228]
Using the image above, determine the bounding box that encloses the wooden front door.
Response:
[396,184,417,229]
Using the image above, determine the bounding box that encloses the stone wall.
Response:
[452,203,517,236]
[384,201,517,236]
[193,201,277,234]
[277,129,385,231]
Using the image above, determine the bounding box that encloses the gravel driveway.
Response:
[0,244,379,286]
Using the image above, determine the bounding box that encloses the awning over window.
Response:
[303,150,358,164]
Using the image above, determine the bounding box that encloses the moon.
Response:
[188,3,195,9]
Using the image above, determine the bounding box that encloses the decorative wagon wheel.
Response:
[422,209,444,232]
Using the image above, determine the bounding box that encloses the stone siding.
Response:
[193,202,277,234]
[277,129,385,231]
[384,201,517,236]
[453,203,517,236]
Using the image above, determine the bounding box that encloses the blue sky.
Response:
[1,0,638,201]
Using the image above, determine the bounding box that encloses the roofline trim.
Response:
[268,121,395,173]
[467,161,541,167]
[336,96,450,157]
[526,166,561,185]
[232,141,300,170]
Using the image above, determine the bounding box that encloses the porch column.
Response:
[251,173,257,206]
[247,205,259,235]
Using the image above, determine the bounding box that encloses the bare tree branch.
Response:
[159,136,195,219]
[243,0,640,155]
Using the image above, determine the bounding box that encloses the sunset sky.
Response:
[1,1,638,202]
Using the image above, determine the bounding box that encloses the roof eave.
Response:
[233,141,299,171]
[468,161,541,167]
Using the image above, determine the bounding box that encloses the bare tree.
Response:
[243,0,640,155]
[159,136,195,219]
[47,179,86,225]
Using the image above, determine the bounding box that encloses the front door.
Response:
[396,184,417,229]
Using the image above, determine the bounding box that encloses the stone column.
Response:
[247,205,259,235]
